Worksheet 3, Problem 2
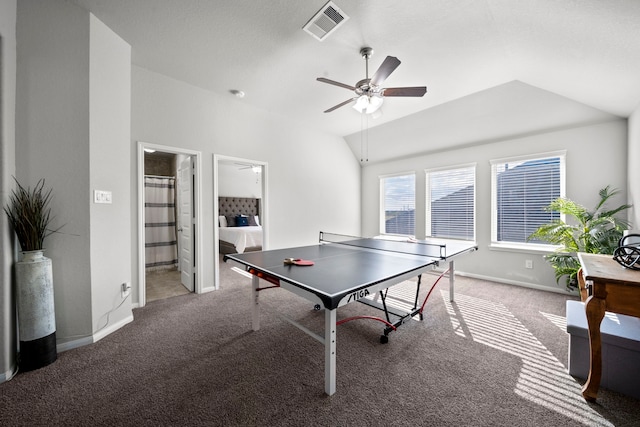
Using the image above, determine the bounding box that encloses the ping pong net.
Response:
[319,231,448,259]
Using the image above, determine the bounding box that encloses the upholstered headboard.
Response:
[218,197,260,218]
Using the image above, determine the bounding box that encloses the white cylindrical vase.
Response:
[16,250,57,371]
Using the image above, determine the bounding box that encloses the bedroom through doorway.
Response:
[213,155,268,290]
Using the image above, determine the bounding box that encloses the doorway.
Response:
[138,142,203,306]
[213,154,268,290]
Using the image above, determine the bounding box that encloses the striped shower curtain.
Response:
[144,176,178,271]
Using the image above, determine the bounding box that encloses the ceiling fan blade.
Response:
[370,56,401,87]
[383,87,427,97]
[324,98,355,113]
[317,77,356,91]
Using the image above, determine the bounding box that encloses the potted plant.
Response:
[528,186,631,295]
[4,178,61,371]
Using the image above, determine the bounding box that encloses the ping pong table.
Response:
[224,232,477,395]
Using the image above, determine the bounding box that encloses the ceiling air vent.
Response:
[303,1,349,41]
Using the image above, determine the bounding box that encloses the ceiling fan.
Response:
[317,47,427,114]
[235,163,261,173]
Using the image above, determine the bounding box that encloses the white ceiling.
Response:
[70,0,640,156]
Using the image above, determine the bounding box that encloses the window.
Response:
[491,152,565,247]
[426,165,475,241]
[380,173,415,236]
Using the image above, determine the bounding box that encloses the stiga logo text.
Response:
[347,289,370,303]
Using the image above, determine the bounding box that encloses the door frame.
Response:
[137,141,203,306]
[213,154,269,290]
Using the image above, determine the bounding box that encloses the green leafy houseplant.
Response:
[3,178,59,251]
[528,186,631,291]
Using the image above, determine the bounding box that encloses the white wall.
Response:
[16,0,93,346]
[361,119,628,293]
[131,67,361,301]
[16,0,132,349]
[0,0,17,382]
[218,162,263,199]
[88,15,132,335]
[628,105,640,228]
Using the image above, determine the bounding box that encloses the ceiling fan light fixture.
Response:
[317,47,425,114]
[352,95,368,112]
[353,94,383,114]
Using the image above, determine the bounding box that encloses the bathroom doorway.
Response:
[138,142,203,306]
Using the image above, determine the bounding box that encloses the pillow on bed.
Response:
[254,215,260,226]
[236,215,249,227]
[248,215,258,226]
[219,216,228,228]
[225,215,236,227]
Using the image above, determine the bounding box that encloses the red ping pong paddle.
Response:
[284,258,314,266]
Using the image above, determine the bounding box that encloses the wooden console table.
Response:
[577,252,640,401]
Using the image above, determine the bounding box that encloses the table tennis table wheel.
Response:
[380,334,389,344]
[314,304,321,311]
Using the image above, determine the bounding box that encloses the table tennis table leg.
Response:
[449,260,455,302]
[324,308,337,396]
[252,275,260,331]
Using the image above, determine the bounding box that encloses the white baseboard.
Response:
[93,313,134,343]
[56,313,134,353]
[453,270,577,296]
[57,335,94,353]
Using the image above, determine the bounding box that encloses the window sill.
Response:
[489,242,560,255]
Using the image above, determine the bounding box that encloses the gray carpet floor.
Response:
[1,261,639,426]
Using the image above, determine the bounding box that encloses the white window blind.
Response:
[381,173,415,236]
[491,153,564,245]
[426,165,475,240]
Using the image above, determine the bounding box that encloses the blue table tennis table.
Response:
[224,232,477,395]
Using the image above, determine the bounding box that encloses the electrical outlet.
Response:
[525,260,533,269]
[121,282,131,298]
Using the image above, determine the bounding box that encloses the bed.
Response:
[218,197,263,254]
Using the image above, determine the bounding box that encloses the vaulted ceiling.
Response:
[70,0,640,159]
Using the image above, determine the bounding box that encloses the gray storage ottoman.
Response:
[566,300,640,399]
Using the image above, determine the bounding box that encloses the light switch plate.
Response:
[94,190,112,204]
